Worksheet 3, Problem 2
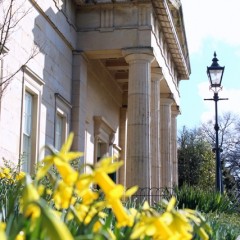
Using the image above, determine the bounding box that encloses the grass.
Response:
[205,212,240,240]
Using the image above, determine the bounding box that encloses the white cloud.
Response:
[198,82,240,123]
[181,0,240,53]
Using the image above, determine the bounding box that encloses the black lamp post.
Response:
[204,52,228,194]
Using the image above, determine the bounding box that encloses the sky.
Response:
[177,0,240,130]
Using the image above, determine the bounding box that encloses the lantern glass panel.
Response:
[209,69,222,86]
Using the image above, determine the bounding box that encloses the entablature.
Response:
[74,0,190,80]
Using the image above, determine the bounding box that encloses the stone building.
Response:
[0,0,190,189]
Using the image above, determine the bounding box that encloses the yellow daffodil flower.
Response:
[81,189,99,205]
[24,204,41,219]
[15,231,25,240]
[0,222,6,240]
[53,180,75,209]
[21,176,41,220]
[0,168,11,179]
[16,172,26,181]
[112,199,134,227]
[93,220,102,232]
[36,133,83,181]
[55,160,78,186]
[95,157,123,174]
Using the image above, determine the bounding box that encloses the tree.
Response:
[200,112,240,196]
[178,126,215,190]
[178,112,240,196]
[0,0,38,101]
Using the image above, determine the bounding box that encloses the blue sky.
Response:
[178,0,240,130]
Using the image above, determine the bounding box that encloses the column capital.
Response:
[171,105,181,116]
[122,47,155,63]
[151,67,164,82]
[160,97,174,106]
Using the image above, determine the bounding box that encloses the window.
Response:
[55,109,67,151]
[96,141,108,161]
[94,116,115,162]
[94,116,116,182]
[55,113,64,151]
[21,66,44,173]
[54,93,71,151]
[22,92,33,172]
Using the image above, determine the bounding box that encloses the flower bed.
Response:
[0,133,211,239]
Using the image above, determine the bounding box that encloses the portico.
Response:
[74,0,190,189]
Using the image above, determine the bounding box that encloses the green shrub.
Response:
[174,184,237,213]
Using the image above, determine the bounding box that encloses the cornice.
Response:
[152,0,190,79]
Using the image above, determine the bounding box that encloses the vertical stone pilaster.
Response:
[122,48,154,188]
[100,6,113,29]
[119,106,127,187]
[71,52,88,153]
[160,97,173,188]
[171,107,180,187]
[151,68,163,189]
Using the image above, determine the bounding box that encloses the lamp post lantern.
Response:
[204,52,228,194]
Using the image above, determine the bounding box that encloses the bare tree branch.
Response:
[0,0,38,101]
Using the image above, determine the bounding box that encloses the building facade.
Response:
[0,0,190,189]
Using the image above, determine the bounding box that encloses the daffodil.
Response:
[73,201,105,225]
[37,184,45,196]
[81,188,99,205]
[159,197,193,240]
[95,157,123,174]
[55,159,78,186]
[16,171,26,181]
[0,167,11,179]
[94,171,115,193]
[111,199,134,227]
[21,176,41,220]
[130,197,196,240]
[184,209,211,240]
[15,231,25,240]
[53,180,75,209]
[74,203,90,222]
[0,222,6,240]
[90,157,137,228]
[93,169,132,227]
[131,213,173,239]
[24,204,41,219]
[36,133,83,181]
[93,220,103,232]
[75,174,93,193]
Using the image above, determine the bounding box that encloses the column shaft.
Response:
[160,98,173,188]
[123,49,154,188]
[118,106,127,187]
[71,53,87,152]
[171,108,179,186]
[150,68,163,189]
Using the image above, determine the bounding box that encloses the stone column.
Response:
[71,52,87,153]
[123,48,154,188]
[118,106,127,187]
[171,107,180,186]
[151,68,163,189]
[160,97,173,188]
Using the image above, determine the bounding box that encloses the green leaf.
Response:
[36,200,74,240]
